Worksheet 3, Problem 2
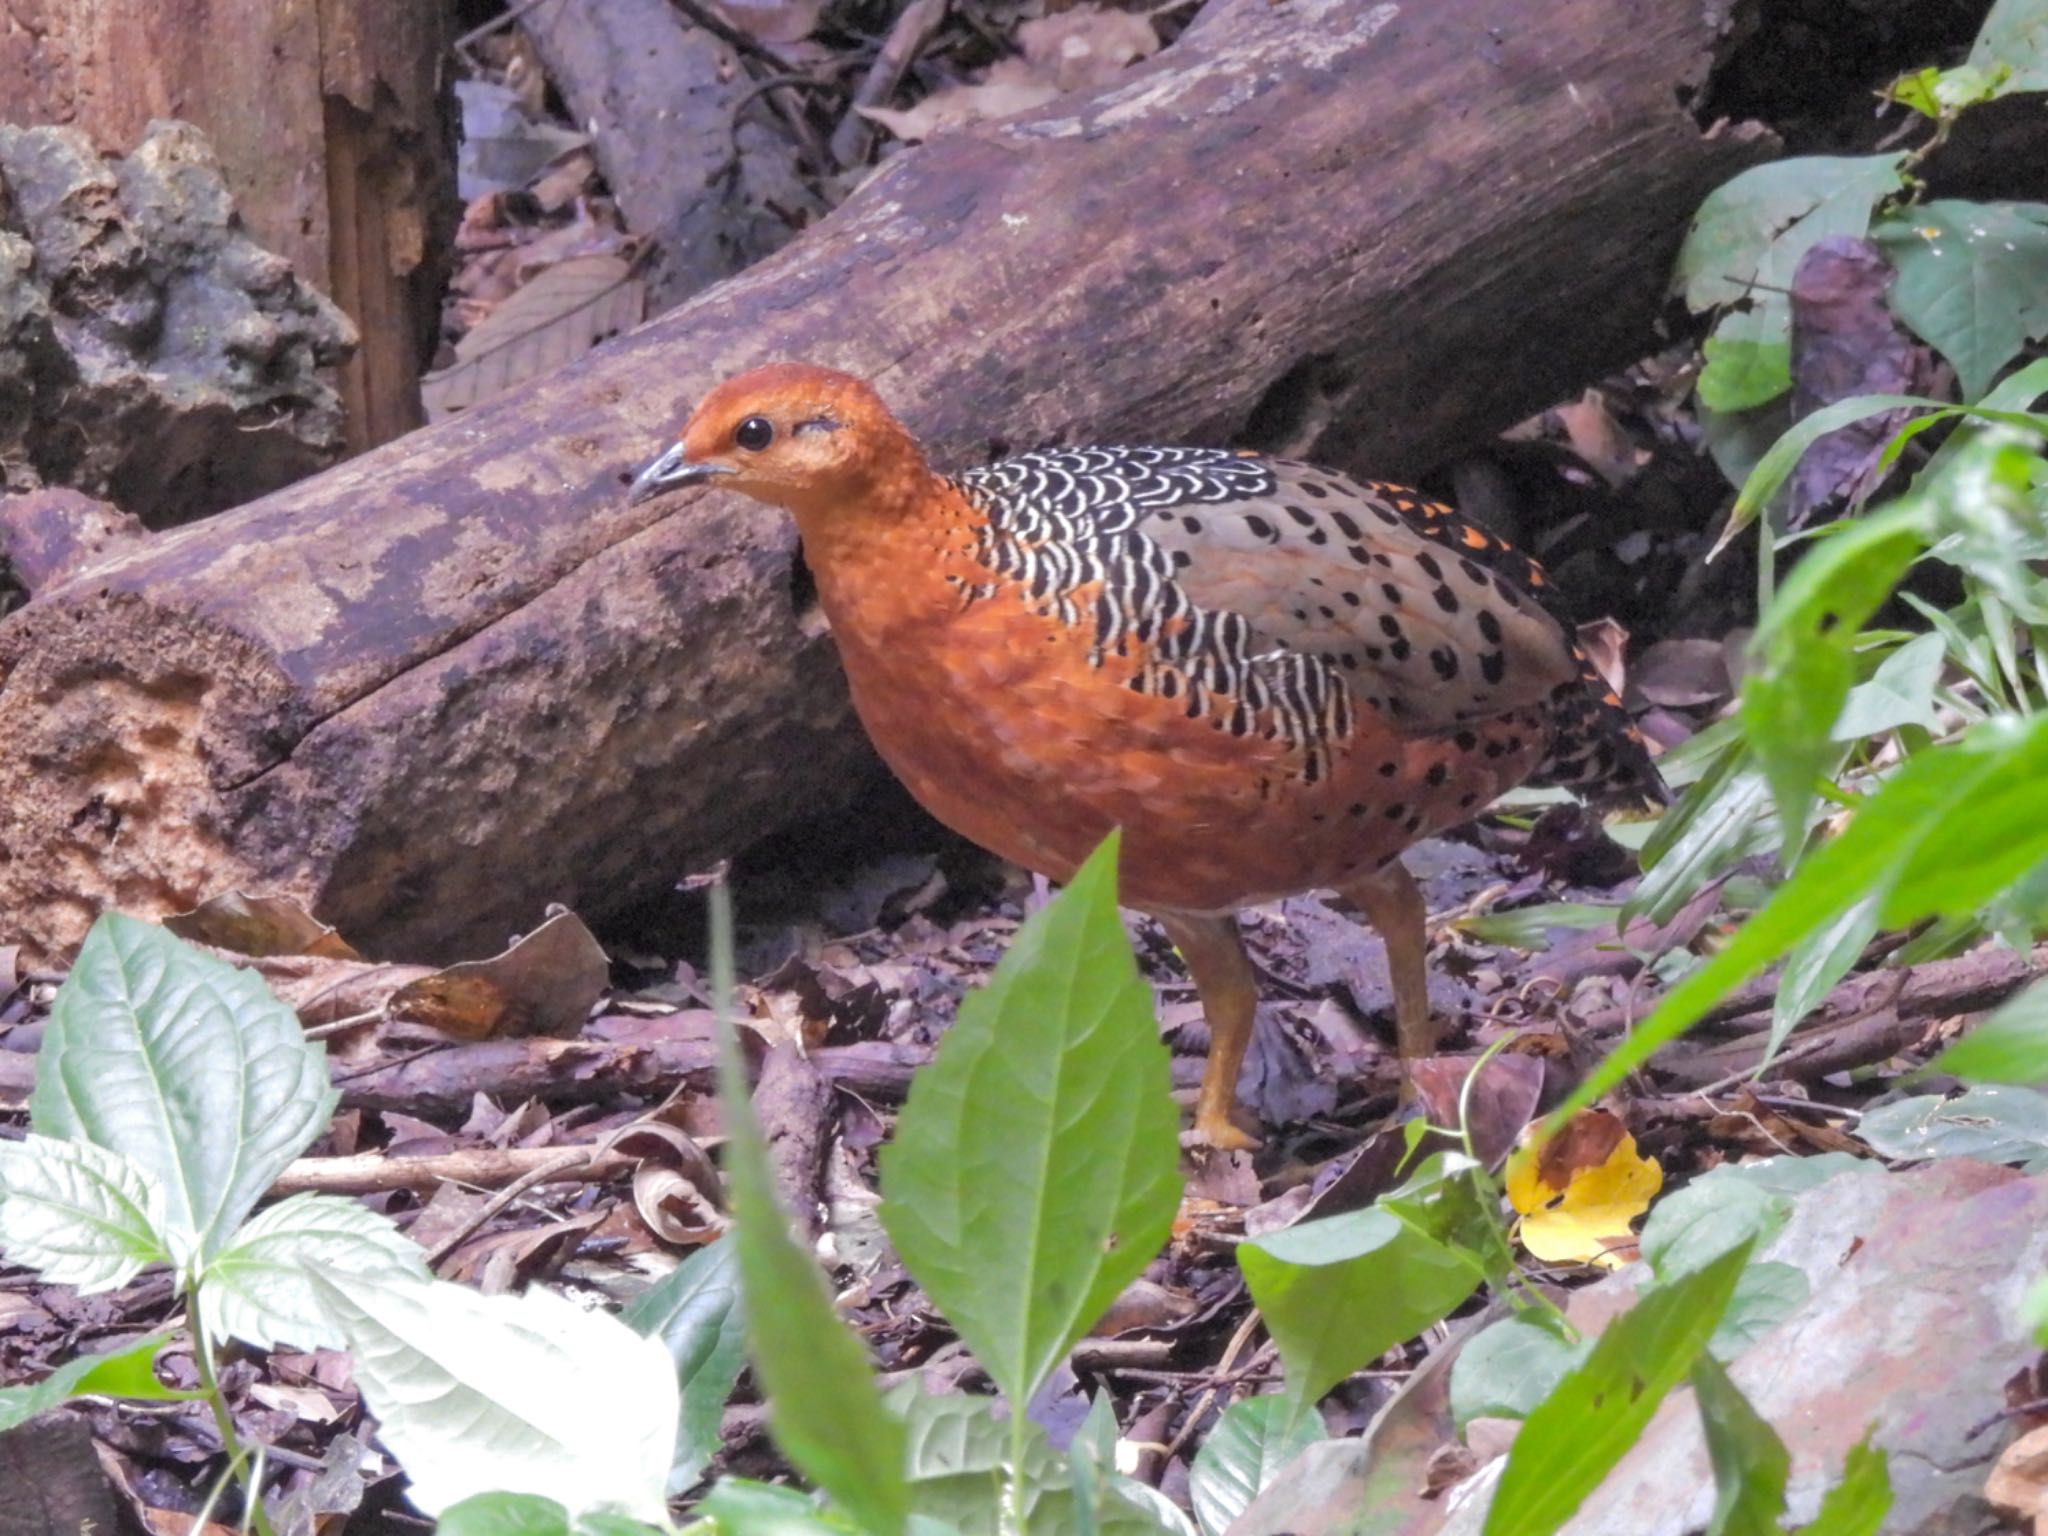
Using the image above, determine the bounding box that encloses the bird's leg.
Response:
[1154,910,1261,1152]
[1340,860,1437,1070]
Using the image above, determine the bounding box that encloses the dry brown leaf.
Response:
[1014,7,1160,89]
[616,1122,729,1246]
[1986,1423,2048,1526]
[863,3,1157,143]
[423,254,645,418]
[1575,617,1631,697]
[388,909,610,1040]
[712,0,822,44]
[165,891,361,961]
[1553,389,1647,489]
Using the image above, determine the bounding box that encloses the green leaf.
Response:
[1187,1395,1326,1536]
[694,1479,862,1534]
[201,1192,427,1351]
[1927,978,2048,1082]
[878,833,1180,1411]
[436,1493,574,1536]
[1742,507,1929,852]
[1709,1261,1810,1361]
[1971,0,2048,95]
[714,885,909,1536]
[1833,633,1946,739]
[1556,715,2048,1123]
[1448,1314,1582,1427]
[622,1238,749,1494]
[1857,1085,2048,1164]
[1454,902,1619,949]
[1624,747,1775,927]
[1692,1354,1790,1536]
[1239,1204,1483,1414]
[1763,898,1881,1069]
[1731,392,1945,524]
[0,1134,167,1291]
[1483,1240,1754,1536]
[307,1272,678,1523]
[1676,155,1910,412]
[891,1389,1176,1536]
[1699,335,1794,414]
[1793,1430,1892,1535]
[1876,202,2048,400]
[33,913,338,1268]
[0,1334,189,1433]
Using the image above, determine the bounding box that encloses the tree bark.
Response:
[0,0,1771,964]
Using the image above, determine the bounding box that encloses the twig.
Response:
[828,0,950,168]
[420,1145,600,1269]
[1162,1311,1263,1465]
[273,1142,637,1196]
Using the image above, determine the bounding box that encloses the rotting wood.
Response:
[0,0,452,454]
[0,0,1772,965]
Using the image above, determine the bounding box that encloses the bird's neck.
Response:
[791,467,989,647]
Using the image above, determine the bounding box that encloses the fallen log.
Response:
[0,0,1770,964]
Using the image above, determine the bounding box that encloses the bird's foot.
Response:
[1181,1111,1262,1153]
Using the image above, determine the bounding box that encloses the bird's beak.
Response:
[628,442,736,505]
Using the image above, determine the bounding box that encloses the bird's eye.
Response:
[735,416,775,452]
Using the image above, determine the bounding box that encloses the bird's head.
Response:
[628,362,923,521]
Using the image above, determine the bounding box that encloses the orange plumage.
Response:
[632,363,1662,1148]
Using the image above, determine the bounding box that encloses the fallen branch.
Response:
[0,0,1770,966]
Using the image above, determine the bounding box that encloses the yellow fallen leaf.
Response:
[1505,1110,1663,1269]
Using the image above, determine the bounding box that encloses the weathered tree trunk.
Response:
[0,0,1771,964]
[0,0,453,453]
[518,0,820,312]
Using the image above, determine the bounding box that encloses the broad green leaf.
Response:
[892,1388,1178,1536]
[1692,1354,1790,1536]
[1557,715,2048,1122]
[201,1192,426,1351]
[1448,1314,1582,1427]
[622,1238,748,1494]
[0,1134,167,1291]
[1675,155,1910,414]
[435,1493,574,1536]
[1710,1262,1811,1362]
[1972,0,2048,94]
[1742,507,1929,852]
[694,1479,862,1534]
[1793,1430,1892,1535]
[1483,1241,1753,1536]
[1832,633,1946,739]
[1699,335,1793,414]
[1240,1204,1483,1414]
[879,834,1180,1411]
[1887,62,2007,118]
[34,913,338,1267]
[1876,202,2048,400]
[1927,978,2048,1081]
[0,1334,189,1433]
[1763,898,1881,1068]
[714,884,909,1536]
[308,1271,677,1523]
[1187,1395,1327,1536]
[1857,1085,2048,1165]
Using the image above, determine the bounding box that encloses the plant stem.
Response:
[185,1291,280,1536]
[1005,1411,1031,1536]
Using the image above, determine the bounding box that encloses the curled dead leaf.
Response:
[164,891,361,961]
[613,1122,729,1246]
[389,910,609,1041]
[1506,1109,1662,1269]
